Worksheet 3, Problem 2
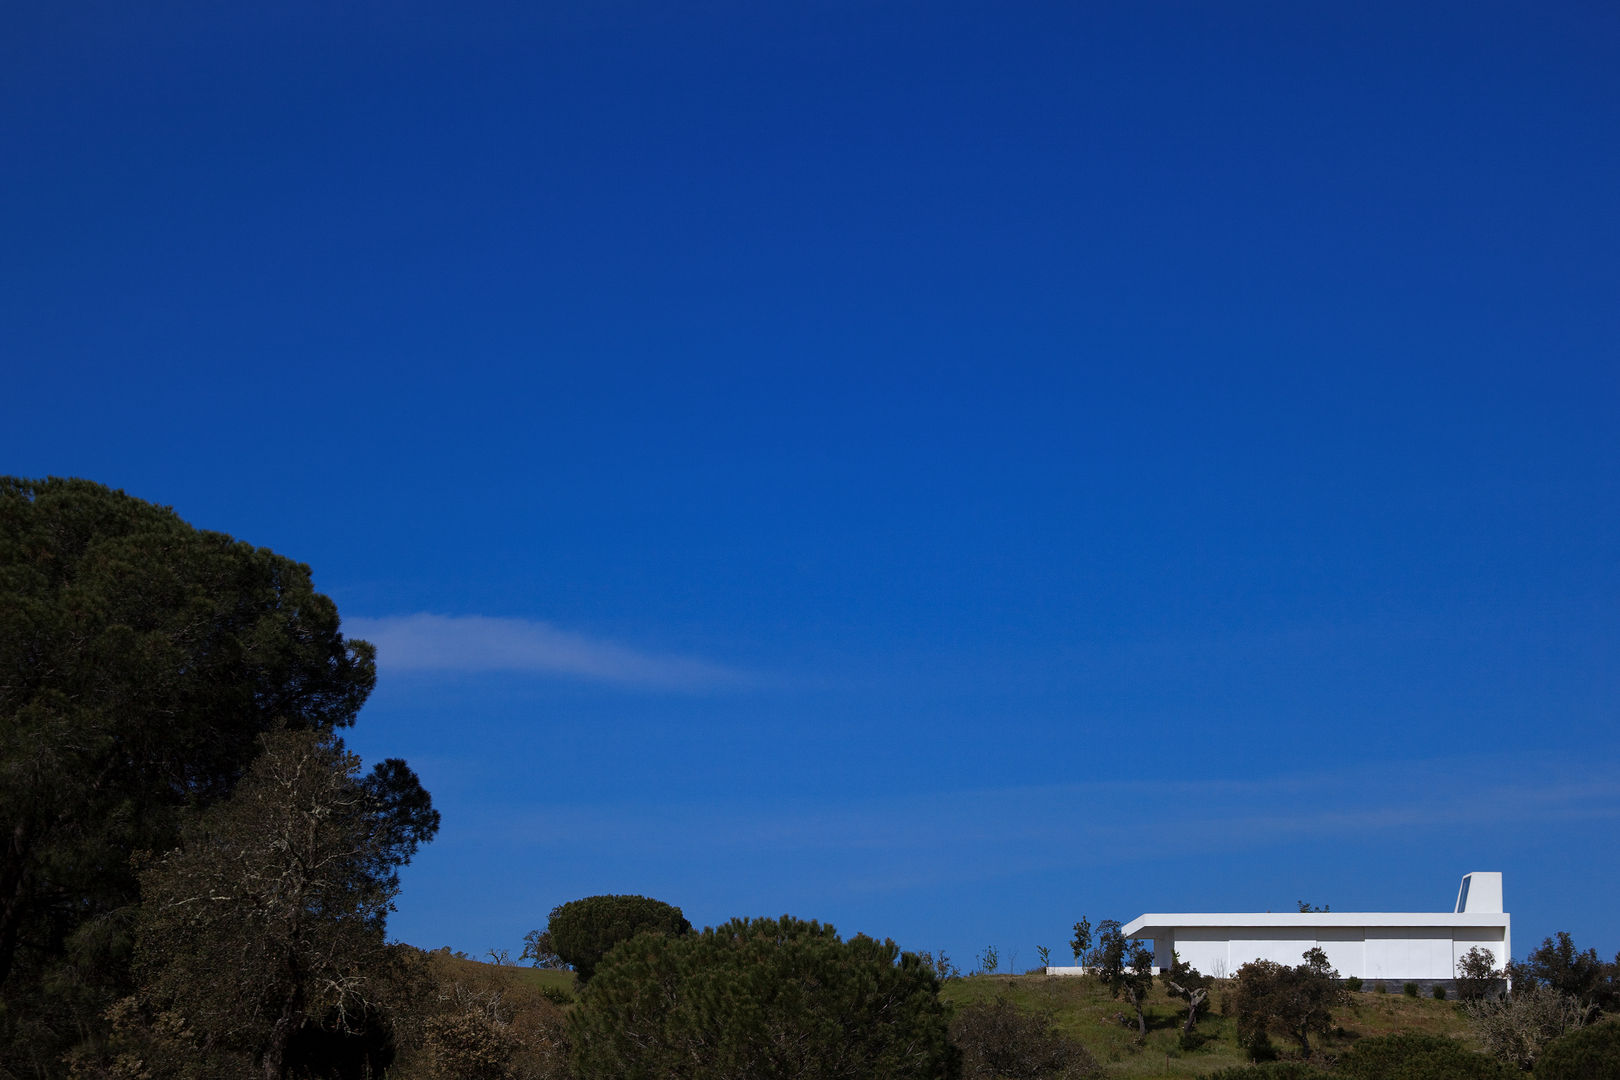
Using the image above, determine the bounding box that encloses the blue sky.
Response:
[4,1,1617,969]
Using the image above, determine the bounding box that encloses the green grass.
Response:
[940,974,1478,1079]
[429,957,1479,1079]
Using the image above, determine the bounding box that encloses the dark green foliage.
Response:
[1515,931,1618,1010]
[1197,1063,1324,1080]
[130,728,437,1079]
[1225,949,1347,1057]
[568,914,956,1080]
[1335,1032,1518,1080]
[1431,984,1447,1000]
[950,995,1097,1079]
[0,477,378,1073]
[1345,976,1364,992]
[1455,945,1504,1001]
[1535,1018,1620,1079]
[544,894,690,984]
[1404,982,1420,998]
[1092,920,1154,1038]
[1069,918,1093,964]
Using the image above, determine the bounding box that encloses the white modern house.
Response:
[1050,873,1509,984]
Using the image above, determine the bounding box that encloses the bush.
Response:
[390,952,571,1080]
[1456,945,1505,1001]
[544,894,690,984]
[1345,976,1364,992]
[951,995,1098,1079]
[1225,951,1347,1057]
[1533,1018,1620,1080]
[568,915,954,1080]
[1375,982,1387,994]
[1432,984,1447,1000]
[1197,1064,1325,1080]
[1466,984,1596,1071]
[1404,982,1420,998]
[1335,1032,1518,1080]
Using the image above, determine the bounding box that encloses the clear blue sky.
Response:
[5,1,1617,969]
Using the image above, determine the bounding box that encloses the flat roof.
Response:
[1124,912,1510,937]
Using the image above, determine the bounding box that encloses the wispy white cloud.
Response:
[343,613,753,691]
[479,754,1620,896]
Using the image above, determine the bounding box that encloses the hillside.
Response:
[451,955,1479,1079]
[942,973,1477,1078]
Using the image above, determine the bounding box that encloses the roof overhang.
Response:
[1123,912,1511,938]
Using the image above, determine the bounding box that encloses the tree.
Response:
[132,727,438,1080]
[1516,931,1613,1008]
[568,914,957,1080]
[520,928,564,969]
[1092,920,1154,1038]
[1534,1018,1620,1080]
[1465,983,1597,1071]
[0,477,378,1072]
[950,996,1097,1079]
[1162,950,1212,1038]
[542,894,690,984]
[1069,918,1093,966]
[1456,945,1506,1001]
[1226,948,1347,1058]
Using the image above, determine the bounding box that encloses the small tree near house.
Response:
[1070,918,1093,966]
[1093,920,1154,1038]
[1162,951,1212,1038]
[1226,946,1347,1058]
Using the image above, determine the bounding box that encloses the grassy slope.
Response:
[445,958,1477,1079]
[941,974,1477,1079]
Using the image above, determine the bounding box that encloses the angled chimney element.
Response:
[1456,871,1503,914]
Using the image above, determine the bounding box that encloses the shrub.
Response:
[1335,1032,1517,1080]
[1534,1018,1620,1080]
[568,915,953,1080]
[418,1013,518,1080]
[1345,976,1364,992]
[544,894,690,984]
[1456,945,1505,1001]
[1465,984,1596,1071]
[1432,984,1447,1000]
[1375,982,1387,994]
[951,995,1098,1079]
[1226,950,1347,1057]
[1197,1064,1325,1080]
[1404,982,1420,998]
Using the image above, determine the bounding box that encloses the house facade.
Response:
[1049,873,1509,983]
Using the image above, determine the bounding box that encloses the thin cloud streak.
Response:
[345,613,753,691]
[480,756,1620,895]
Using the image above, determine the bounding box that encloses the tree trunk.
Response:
[1182,989,1206,1036]
[0,823,30,990]
[263,992,304,1080]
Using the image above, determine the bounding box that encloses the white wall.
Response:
[1143,923,1507,981]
